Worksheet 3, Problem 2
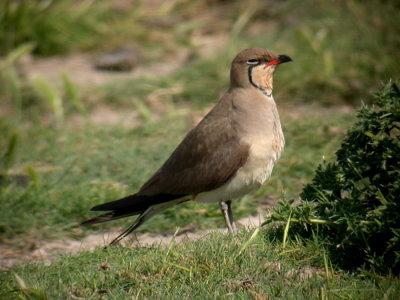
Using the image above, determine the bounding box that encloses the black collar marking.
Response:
[247,65,272,97]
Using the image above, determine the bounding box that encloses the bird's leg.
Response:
[220,200,236,233]
[227,200,237,232]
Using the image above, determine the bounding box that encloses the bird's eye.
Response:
[246,59,259,65]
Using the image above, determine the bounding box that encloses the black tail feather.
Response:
[81,193,186,226]
[91,193,145,212]
[82,193,188,245]
[81,210,142,226]
[90,193,185,212]
[109,201,185,245]
[109,213,148,245]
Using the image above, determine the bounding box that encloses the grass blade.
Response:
[32,77,64,125]
[14,273,27,290]
[237,227,260,256]
[323,250,335,283]
[167,262,190,272]
[0,43,35,71]
[164,227,180,260]
[133,99,152,123]
[282,213,292,250]
[62,73,86,116]
[2,131,18,174]
[27,165,40,190]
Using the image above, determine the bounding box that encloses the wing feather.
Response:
[139,96,249,196]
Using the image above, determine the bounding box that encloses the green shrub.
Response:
[265,81,400,274]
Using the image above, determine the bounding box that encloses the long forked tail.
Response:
[110,198,188,245]
[81,210,139,226]
[81,193,188,245]
[81,193,185,226]
[109,206,157,245]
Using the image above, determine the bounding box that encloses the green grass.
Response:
[1,0,399,296]
[0,0,107,56]
[2,0,399,104]
[1,230,399,299]
[0,100,353,243]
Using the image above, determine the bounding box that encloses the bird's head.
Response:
[230,48,292,96]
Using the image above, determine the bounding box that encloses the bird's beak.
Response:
[278,55,292,64]
[264,55,293,69]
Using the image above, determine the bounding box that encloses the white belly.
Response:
[195,94,284,204]
[195,142,281,203]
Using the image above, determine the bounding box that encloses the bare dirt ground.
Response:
[0,214,265,270]
[20,50,188,87]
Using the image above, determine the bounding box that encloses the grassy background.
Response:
[0,102,353,242]
[2,231,400,299]
[1,0,399,298]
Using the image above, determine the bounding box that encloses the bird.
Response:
[81,48,292,245]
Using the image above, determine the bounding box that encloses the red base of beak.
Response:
[264,59,279,69]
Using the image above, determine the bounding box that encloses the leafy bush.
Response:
[265,81,400,274]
